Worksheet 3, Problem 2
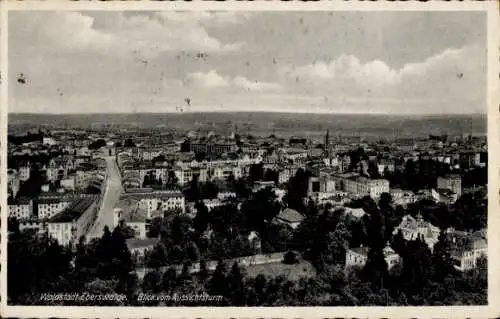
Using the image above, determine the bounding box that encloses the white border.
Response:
[1,1,499,318]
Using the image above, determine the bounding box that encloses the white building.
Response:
[60,175,76,191]
[448,229,487,272]
[19,165,31,181]
[38,198,73,220]
[123,190,186,216]
[437,175,462,197]
[390,188,416,206]
[202,199,225,211]
[393,214,441,251]
[47,197,98,246]
[43,137,57,146]
[113,205,148,239]
[343,177,389,199]
[8,198,33,220]
[345,244,400,270]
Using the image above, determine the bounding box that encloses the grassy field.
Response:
[243,261,315,281]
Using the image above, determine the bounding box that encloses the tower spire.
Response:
[324,129,330,157]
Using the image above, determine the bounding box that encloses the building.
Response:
[390,188,416,206]
[127,238,157,260]
[47,197,98,246]
[343,177,389,199]
[273,208,304,229]
[38,197,73,220]
[217,191,237,201]
[393,214,440,251]
[8,198,33,220]
[345,244,400,270]
[448,229,487,272]
[42,137,57,146]
[19,220,46,233]
[122,189,186,216]
[437,175,462,197]
[343,207,367,220]
[277,166,297,185]
[60,175,76,191]
[253,181,276,192]
[202,199,226,211]
[19,164,31,181]
[113,203,148,239]
[377,161,395,176]
[431,188,458,205]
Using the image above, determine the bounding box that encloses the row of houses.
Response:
[345,214,487,272]
[8,192,100,222]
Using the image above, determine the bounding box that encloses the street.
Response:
[87,156,123,240]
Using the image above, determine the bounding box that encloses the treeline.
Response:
[143,187,282,268]
[8,226,137,305]
[8,131,43,145]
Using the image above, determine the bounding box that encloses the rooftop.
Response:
[276,208,304,224]
[126,238,158,250]
[349,246,369,256]
[48,196,97,223]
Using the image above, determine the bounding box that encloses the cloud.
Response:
[186,70,283,92]
[280,45,485,112]
[10,12,115,53]
[155,11,255,26]
[285,45,483,87]
[10,11,244,59]
[232,76,283,92]
[186,70,230,88]
[283,55,399,87]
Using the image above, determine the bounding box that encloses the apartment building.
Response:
[8,197,33,220]
[343,176,389,199]
[47,197,98,246]
[38,197,73,220]
[122,190,186,216]
[437,175,462,197]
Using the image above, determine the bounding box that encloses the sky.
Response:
[8,10,486,114]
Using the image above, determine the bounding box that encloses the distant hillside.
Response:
[8,112,486,139]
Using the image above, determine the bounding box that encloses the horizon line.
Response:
[8,111,487,116]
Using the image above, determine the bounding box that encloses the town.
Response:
[7,119,488,306]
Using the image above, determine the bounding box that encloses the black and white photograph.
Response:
[1,2,499,317]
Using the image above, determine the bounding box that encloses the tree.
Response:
[348,147,365,171]
[234,177,251,199]
[206,260,229,299]
[184,174,201,202]
[283,251,299,264]
[362,247,388,290]
[193,201,210,234]
[88,139,106,150]
[400,236,433,297]
[142,269,163,293]
[8,232,72,304]
[166,170,179,190]
[249,163,264,182]
[264,169,278,184]
[228,262,246,305]
[198,259,209,282]
[431,230,456,282]
[124,138,136,147]
[146,242,168,268]
[391,229,406,256]
[162,267,178,293]
[180,140,190,153]
[367,161,381,178]
[200,180,219,199]
[147,217,163,238]
[284,168,310,212]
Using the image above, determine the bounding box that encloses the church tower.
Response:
[324,129,330,158]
